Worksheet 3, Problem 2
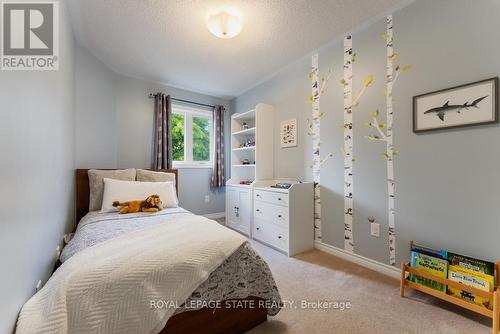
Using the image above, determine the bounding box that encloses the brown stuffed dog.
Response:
[112,195,162,214]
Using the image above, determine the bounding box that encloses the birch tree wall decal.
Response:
[307,53,333,241]
[341,35,374,252]
[365,15,411,265]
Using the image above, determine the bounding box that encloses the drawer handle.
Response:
[256,194,261,197]
[278,198,282,201]
[256,227,260,230]
[256,209,260,212]
[278,214,282,218]
[278,236,282,239]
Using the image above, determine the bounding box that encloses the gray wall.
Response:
[0,2,76,333]
[75,48,231,215]
[232,0,500,266]
[75,45,117,168]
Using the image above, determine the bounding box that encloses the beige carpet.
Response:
[245,240,491,334]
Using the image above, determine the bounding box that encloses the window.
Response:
[172,104,213,168]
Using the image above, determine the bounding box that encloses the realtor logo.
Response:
[1,1,59,70]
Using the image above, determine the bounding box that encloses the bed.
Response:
[16,169,281,334]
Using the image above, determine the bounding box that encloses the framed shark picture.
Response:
[413,77,498,133]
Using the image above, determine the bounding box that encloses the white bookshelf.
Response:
[225,103,274,237]
[227,103,274,186]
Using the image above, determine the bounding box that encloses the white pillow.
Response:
[101,178,178,212]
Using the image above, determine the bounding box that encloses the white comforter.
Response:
[16,214,246,334]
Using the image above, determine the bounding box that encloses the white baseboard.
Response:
[203,212,225,219]
[314,241,401,280]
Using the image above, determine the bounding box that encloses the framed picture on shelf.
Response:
[413,77,498,133]
[280,118,297,148]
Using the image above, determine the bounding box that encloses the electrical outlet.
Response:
[36,280,42,292]
[370,222,380,237]
[204,195,210,203]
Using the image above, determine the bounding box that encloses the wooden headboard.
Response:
[76,169,179,222]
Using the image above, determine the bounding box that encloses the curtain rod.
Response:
[148,93,215,109]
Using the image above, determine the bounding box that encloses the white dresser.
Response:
[252,182,314,256]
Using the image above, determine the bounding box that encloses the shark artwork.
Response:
[424,95,488,121]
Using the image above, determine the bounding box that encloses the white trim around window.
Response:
[172,103,214,169]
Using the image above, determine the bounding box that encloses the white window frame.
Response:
[172,103,213,169]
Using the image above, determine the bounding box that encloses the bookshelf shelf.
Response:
[232,127,256,136]
[232,146,255,152]
[232,109,255,121]
[400,245,500,334]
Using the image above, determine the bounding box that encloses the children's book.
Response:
[447,252,495,276]
[446,253,495,309]
[410,251,448,292]
[447,265,494,309]
[411,244,448,260]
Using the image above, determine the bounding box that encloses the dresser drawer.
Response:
[253,220,288,252]
[254,190,289,206]
[254,201,288,228]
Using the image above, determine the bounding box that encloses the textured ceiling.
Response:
[68,0,405,99]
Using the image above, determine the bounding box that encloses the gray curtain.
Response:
[211,105,225,187]
[153,93,173,169]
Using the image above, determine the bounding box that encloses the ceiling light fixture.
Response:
[207,8,242,39]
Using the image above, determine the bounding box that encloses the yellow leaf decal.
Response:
[382,33,390,41]
[364,75,374,87]
[378,123,386,129]
[341,148,347,156]
[340,79,346,86]
[352,101,359,108]
[382,153,389,160]
[401,65,412,72]
[389,53,398,61]
[364,122,372,128]
[372,110,379,118]
[308,95,314,103]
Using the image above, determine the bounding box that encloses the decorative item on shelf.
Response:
[280,118,297,148]
[243,139,255,147]
[239,180,252,185]
[241,159,250,165]
[242,122,250,130]
[413,77,498,133]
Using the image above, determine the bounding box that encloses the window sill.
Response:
[173,163,213,169]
